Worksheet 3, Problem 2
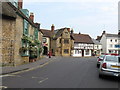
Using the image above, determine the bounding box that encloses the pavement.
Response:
[0,56,54,75]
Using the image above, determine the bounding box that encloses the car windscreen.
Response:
[105,56,119,62]
[99,55,105,59]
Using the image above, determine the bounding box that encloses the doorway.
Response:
[43,46,48,55]
[82,50,84,57]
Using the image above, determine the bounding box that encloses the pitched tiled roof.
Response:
[106,34,118,37]
[96,36,102,41]
[7,2,39,28]
[53,28,65,39]
[53,28,74,40]
[40,29,52,38]
[92,39,102,45]
[73,34,94,44]
[1,2,17,18]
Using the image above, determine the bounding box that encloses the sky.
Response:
[23,0,119,39]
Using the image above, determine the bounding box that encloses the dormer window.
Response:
[65,32,68,35]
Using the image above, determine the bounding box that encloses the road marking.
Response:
[32,76,38,79]
[0,74,22,78]
[38,78,48,84]
[0,86,8,89]
[7,60,53,75]
[0,74,16,78]
[1,60,54,76]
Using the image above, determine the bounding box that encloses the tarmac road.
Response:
[2,57,120,88]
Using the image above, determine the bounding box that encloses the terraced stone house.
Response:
[0,1,43,66]
[41,25,74,56]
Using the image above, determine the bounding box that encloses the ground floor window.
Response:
[75,50,81,54]
[115,50,118,53]
[109,50,117,53]
[64,49,69,54]
[85,50,89,55]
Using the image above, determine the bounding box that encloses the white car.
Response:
[99,55,120,78]
[97,55,105,68]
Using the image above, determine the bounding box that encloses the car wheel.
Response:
[99,74,103,78]
[97,64,99,68]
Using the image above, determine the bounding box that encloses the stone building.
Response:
[41,29,52,55]
[0,1,42,66]
[0,2,17,66]
[51,27,74,56]
[41,25,74,56]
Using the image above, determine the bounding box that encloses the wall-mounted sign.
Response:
[115,45,120,48]
[43,43,48,46]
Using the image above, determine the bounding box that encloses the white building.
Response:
[99,31,120,54]
[92,39,102,56]
[73,33,94,57]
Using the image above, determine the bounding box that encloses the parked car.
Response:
[97,55,105,68]
[99,55,120,78]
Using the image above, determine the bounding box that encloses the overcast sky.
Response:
[23,0,119,39]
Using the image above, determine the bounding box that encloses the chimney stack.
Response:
[79,32,81,34]
[51,24,55,32]
[71,29,74,34]
[102,31,106,35]
[35,23,40,29]
[29,12,34,22]
[118,30,120,36]
[18,0,23,9]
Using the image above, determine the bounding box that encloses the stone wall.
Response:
[14,14,25,66]
[2,17,16,66]
[52,28,74,56]
[29,24,34,37]
[0,15,2,65]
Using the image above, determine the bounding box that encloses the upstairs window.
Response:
[109,44,113,48]
[23,20,29,35]
[110,39,112,42]
[34,29,38,39]
[59,39,62,43]
[64,39,69,44]
[43,38,47,43]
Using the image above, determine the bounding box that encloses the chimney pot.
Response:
[30,12,34,22]
[51,24,55,32]
[18,0,23,9]
[102,31,106,34]
[67,28,70,32]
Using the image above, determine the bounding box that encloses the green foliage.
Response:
[34,39,41,44]
[22,35,32,43]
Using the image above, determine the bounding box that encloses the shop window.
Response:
[86,50,89,55]
[43,38,47,43]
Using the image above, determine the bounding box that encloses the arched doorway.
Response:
[43,46,48,55]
